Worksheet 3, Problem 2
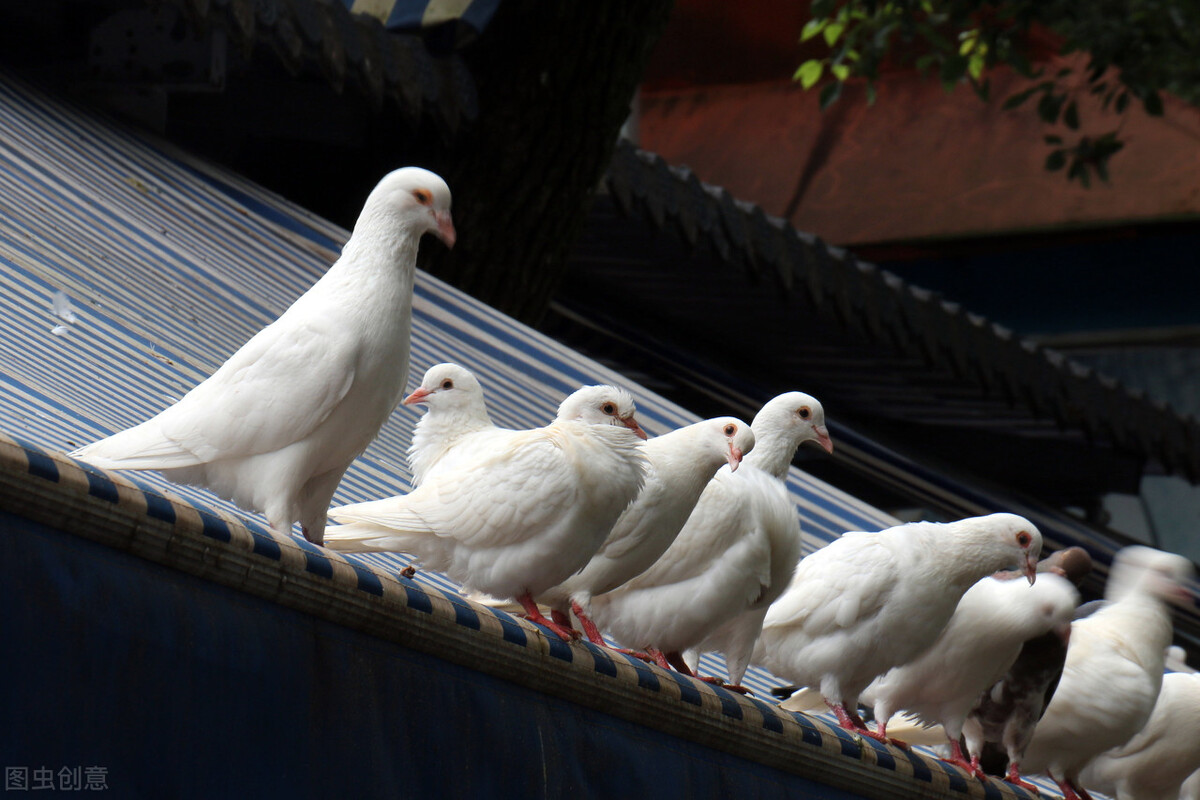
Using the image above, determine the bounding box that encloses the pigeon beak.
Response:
[403,387,431,405]
[622,416,648,440]
[433,210,456,249]
[727,443,744,472]
[1025,555,1038,585]
[814,425,834,454]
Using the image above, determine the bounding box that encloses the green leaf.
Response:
[823,21,845,46]
[1144,91,1164,116]
[968,53,985,82]
[1045,150,1067,171]
[1064,101,1080,130]
[795,59,825,90]
[819,80,842,110]
[801,19,826,42]
[831,63,851,81]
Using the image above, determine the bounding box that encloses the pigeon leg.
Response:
[1047,771,1092,800]
[1003,763,1041,795]
[660,650,752,693]
[665,651,698,675]
[551,608,575,631]
[645,647,673,670]
[945,740,983,779]
[517,593,577,641]
[570,600,607,646]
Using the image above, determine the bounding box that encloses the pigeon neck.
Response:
[743,434,794,479]
[337,212,425,276]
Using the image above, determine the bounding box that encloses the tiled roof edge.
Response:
[605,140,1200,483]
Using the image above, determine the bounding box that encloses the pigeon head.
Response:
[359,167,455,248]
[751,392,833,455]
[968,513,1042,583]
[404,363,483,409]
[558,385,647,440]
[1038,546,1094,587]
[704,416,756,472]
[1105,545,1194,605]
[1029,572,1081,642]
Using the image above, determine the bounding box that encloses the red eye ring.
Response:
[724,424,736,436]
[413,188,433,206]
[1017,531,1032,547]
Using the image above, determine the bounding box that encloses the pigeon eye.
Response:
[1017,531,1032,547]
[441,379,453,389]
[798,407,811,420]
[601,402,616,415]
[724,424,736,436]
[412,188,433,206]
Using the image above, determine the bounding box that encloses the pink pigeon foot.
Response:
[645,648,674,670]
[660,650,750,692]
[1003,763,1041,795]
[517,593,577,641]
[1048,771,1094,800]
[826,701,903,747]
[945,740,984,779]
[694,675,753,695]
[570,600,607,646]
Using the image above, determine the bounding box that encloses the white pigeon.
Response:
[400,365,758,645]
[70,167,455,543]
[754,512,1042,743]
[964,545,1095,792]
[1022,545,1195,800]
[867,571,1079,773]
[323,385,649,641]
[586,392,833,688]
[540,415,757,644]
[1079,668,1200,800]
[401,362,503,486]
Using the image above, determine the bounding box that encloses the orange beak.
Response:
[403,387,431,405]
[623,416,648,440]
